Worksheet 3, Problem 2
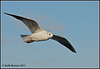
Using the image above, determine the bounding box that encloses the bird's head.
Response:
[46,31,53,39]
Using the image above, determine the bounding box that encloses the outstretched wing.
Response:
[51,35,77,53]
[4,13,43,33]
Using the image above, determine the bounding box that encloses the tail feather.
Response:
[20,35,29,42]
[20,35,34,43]
[20,35,29,38]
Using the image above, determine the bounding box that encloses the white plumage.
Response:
[4,13,77,53]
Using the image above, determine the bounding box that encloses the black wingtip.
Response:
[71,48,77,53]
[4,12,14,17]
[4,12,24,20]
[73,50,77,53]
[4,12,7,14]
[4,12,10,15]
[4,12,14,16]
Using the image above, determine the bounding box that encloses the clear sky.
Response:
[1,1,99,68]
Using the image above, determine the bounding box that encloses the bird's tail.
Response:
[20,35,29,38]
[20,35,34,43]
[20,35,29,42]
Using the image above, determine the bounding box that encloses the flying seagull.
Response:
[4,13,77,53]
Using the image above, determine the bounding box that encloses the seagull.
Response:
[4,13,77,53]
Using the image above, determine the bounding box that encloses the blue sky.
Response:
[1,1,99,68]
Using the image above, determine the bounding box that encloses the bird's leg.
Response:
[27,40,34,43]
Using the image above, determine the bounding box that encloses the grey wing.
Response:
[4,13,42,33]
[51,35,77,53]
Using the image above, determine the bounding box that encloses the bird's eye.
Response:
[47,33,51,36]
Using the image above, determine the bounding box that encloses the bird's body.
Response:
[4,12,77,53]
[22,30,53,42]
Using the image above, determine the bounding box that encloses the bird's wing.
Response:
[4,13,43,33]
[51,35,77,53]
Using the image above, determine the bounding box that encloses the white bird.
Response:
[4,13,77,53]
